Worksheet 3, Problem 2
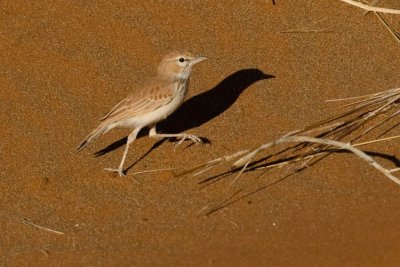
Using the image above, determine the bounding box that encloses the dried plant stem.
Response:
[22,218,65,235]
[339,0,400,14]
[179,150,249,178]
[280,27,334,33]
[360,0,400,44]
[191,87,400,190]
[189,134,400,177]
[254,134,400,170]
[374,11,400,44]
[233,135,400,186]
[191,86,400,214]
[326,88,398,103]
[353,134,400,146]
[362,0,381,16]
[129,168,175,175]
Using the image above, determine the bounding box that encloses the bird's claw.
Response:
[175,133,202,148]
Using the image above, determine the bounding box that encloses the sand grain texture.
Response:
[1,1,400,266]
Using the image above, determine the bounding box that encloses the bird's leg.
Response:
[105,127,141,176]
[149,125,202,146]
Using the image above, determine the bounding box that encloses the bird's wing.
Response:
[100,82,174,123]
[99,98,127,121]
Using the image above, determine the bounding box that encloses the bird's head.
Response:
[157,51,207,80]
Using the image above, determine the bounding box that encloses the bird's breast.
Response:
[174,79,189,100]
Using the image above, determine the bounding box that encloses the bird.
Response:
[77,51,207,177]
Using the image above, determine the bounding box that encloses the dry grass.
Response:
[358,0,400,44]
[22,218,65,235]
[187,87,400,178]
[340,0,400,14]
[183,87,400,214]
[183,0,400,215]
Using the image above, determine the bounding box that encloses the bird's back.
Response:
[99,76,178,125]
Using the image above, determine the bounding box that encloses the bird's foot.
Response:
[104,167,125,177]
[176,133,202,147]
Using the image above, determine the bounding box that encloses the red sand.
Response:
[1,1,400,266]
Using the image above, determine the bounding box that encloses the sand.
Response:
[1,0,400,266]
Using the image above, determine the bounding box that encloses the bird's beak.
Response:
[192,55,207,64]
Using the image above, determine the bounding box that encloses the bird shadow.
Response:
[94,68,274,157]
[159,68,274,134]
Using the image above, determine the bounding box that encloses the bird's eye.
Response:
[179,57,185,63]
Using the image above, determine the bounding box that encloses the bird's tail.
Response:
[77,124,109,151]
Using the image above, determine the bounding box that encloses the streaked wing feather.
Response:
[102,87,174,123]
[99,98,127,121]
